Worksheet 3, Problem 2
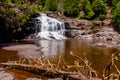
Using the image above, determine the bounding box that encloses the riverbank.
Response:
[2,44,43,59]
[72,27,120,48]
[1,39,120,80]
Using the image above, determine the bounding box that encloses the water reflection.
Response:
[37,39,92,59]
[36,39,120,77]
[37,40,65,59]
[0,39,120,78]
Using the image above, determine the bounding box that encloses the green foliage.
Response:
[7,8,16,15]
[63,0,80,17]
[112,1,120,27]
[112,0,119,9]
[16,0,22,4]
[44,0,58,11]
[37,0,46,7]
[99,14,106,20]
[81,0,94,19]
[112,0,118,6]
[18,3,28,10]
[92,0,108,20]
[27,5,42,15]
[4,0,12,5]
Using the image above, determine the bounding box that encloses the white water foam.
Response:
[35,14,66,40]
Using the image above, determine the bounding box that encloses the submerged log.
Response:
[1,62,102,80]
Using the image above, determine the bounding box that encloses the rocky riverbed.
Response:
[72,27,120,48]
[26,78,63,80]
[0,68,14,80]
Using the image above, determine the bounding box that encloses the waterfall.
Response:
[34,13,66,40]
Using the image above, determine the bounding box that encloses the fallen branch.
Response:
[1,62,101,80]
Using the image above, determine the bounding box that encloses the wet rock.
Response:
[94,28,120,42]
[49,78,63,80]
[65,30,72,37]
[65,19,92,30]
[74,27,120,48]
[64,21,70,29]
[69,30,80,38]
[0,68,14,80]
[75,34,93,41]
[91,42,108,47]
[92,28,120,47]
[26,78,63,80]
[26,78,41,80]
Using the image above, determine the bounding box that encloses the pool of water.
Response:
[37,39,120,77]
[0,39,120,79]
[0,49,18,63]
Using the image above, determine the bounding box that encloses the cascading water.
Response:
[34,13,66,40]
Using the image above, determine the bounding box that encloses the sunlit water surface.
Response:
[38,39,120,77]
[0,39,120,79]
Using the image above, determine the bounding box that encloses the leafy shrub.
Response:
[99,14,106,20]
[112,0,119,7]
[92,0,108,19]
[44,0,58,11]
[112,1,120,27]
[63,0,80,17]
[18,3,28,10]
[81,0,94,19]
[4,0,12,5]
[37,0,46,7]
[27,5,42,14]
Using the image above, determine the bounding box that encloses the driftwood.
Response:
[103,51,120,80]
[1,52,103,80]
[1,61,101,80]
[1,57,101,80]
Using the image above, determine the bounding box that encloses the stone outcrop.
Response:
[74,27,120,48]
[26,78,42,80]
[91,28,120,47]
[26,78,63,80]
[0,68,14,80]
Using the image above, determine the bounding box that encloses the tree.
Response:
[5,0,12,4]
[44,0,58,11]
[104,0,112,6]
[0,0,43,42]
[37,0,46,7]
[92,0,108,20]
[112,1,120,28]
[81,0,94,19]
[63,0,80,17]
[112,0,119,9]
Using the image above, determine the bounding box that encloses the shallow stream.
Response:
[0,39,120,79]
